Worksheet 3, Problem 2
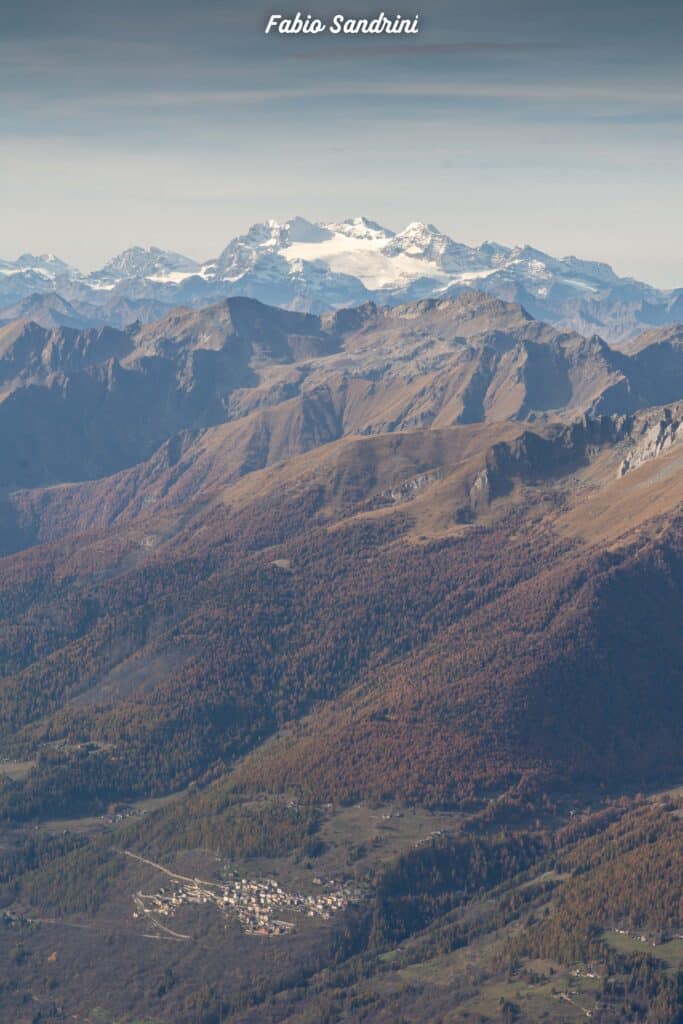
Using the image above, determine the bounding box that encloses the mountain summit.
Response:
[2,218,682,342]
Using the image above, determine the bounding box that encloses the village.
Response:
[128,851,366,937]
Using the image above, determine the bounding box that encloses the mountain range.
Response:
[2,291,683,515]
[0,286,681,1023]
[3,216,683,343]
[1,288,682,796]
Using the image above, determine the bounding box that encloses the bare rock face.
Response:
[619,407,683,476]
[476,415,631,502]
[468,467,492,513]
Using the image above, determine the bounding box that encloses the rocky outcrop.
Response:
[472,415,632,506]
[619,406,683,476]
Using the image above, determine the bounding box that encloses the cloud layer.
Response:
[2,0,683,285]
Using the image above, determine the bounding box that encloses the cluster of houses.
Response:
[133,871,365,937]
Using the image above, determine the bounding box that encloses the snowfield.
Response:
[1,216,678,344]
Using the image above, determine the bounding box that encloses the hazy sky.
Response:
[2,0,683,285]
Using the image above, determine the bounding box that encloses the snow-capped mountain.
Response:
[1,218,682,343]
[0,252,72,276]
[382,221,490,275]
[90,246,200,285]
[0,252,73,290]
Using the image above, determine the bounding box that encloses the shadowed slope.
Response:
[0,408,682,820]
[1,293,683,497]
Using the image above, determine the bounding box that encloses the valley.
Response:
[0,290,680,1022]
[0,786,680,1023]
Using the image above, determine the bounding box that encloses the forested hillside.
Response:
[0,296,681,1022]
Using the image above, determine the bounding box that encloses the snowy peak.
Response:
[390,221,440,245]
[323,216,394,241]
[215,216,396,292]
[559,255,620,286]
[217,217,331,265]
[278,217,447,293]
[382,221,441,255]
[381,221,485,274]
[214,222,286,279]
[285,217,333,244]
[479,240,511,265]
[1,218,680,344]
[14,253,71,274]
[220,220,285,254]
[505,245,561,270]
[95,246,200,282]
[0,253,72,279]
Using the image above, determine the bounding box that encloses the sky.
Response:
[2,0,683,286]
